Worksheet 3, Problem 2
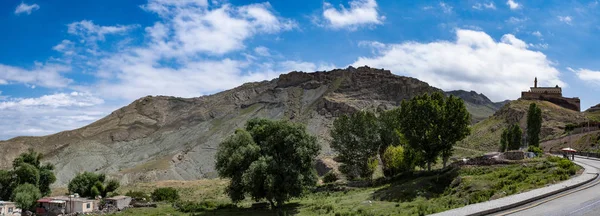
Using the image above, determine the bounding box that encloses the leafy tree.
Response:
[216,118,320,208]
[499,130,508,152]
[382,145,406,176]
[14,163,40,186]
[527,103,543,147]
[0,170,14,201]
[399,92,470,171]
[11,149,56,197]
[330,111,380,179]
[505,124,523,151]
[322,171,339,183]
[68,172,118,198]
[11,183,41,211]
[439,95,471,168]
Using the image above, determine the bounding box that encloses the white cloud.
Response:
[0,92,111,140]
[569,68,600,83]
[53,40,76,55]
[507,0,521,10]
[439,2,453,14]
[0,92,103,109]
[528,43,549,49]
[532,31,543,38]
[558,16,573,25]
[254,46,271,57]
[0,63,72,88]
[506,17,527,24]
[473,2,496,10]
[14,3,40,15]
[322,0,384,29]
[67,20,138,43]
[352,29,564,101]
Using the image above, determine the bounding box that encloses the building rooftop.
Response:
[106,195,130,200]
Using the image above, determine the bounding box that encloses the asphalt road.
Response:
[493,157,600,216]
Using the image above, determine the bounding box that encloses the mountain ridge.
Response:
[2,66,457,185]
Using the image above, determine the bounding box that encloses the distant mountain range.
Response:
[0,66,511,185]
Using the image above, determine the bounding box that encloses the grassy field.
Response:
[90,156,579,216]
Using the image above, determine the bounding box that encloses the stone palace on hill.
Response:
[521,77,581,112]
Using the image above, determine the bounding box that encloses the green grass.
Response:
[103,156,579,216]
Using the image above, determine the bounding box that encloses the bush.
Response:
[323,171,339,183]
[151,187,179,202]
[173,200,234,213]
[527,146,543,157]
[125,190,151,201]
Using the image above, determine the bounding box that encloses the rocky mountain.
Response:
[445,90,508,123]
[0,66,444,186]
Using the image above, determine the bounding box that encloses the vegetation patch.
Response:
[103,156,579,216]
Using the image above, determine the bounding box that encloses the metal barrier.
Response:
[550,151,600,159]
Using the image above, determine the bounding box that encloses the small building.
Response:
[105,196,132,210]
[52,196,95,214]
[0,201,20,216]
[36,198,66,216]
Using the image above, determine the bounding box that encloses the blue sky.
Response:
[2,0,600,140]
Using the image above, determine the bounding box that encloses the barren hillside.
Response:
[0,66,442,185]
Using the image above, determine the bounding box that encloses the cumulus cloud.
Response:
[507,0,521,10]
[558,16,573,25]
[473,2,496,10]
[322,0,384,29]
[569,68,600,83]
[0,92,109,140]
[532,31,543,38]
[14,2,40,15]
[0,63,72,88]
[352,29,564,101]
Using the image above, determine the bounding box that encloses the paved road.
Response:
[493,157,600,216]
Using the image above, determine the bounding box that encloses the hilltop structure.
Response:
[521,77,580,112]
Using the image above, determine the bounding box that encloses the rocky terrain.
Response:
[446,90,508,123]
[1,66,446,185]
[459,100,590,152]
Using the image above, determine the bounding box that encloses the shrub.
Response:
[151,187,179,202]
[173,200,234,213]
[125,190,151,201]
[323,171,339,183]
[527,146,543,157]
[11,183,41,211]
[382,145,406,177]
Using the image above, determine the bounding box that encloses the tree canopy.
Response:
[11,183,41,211]
[503,124,523,151]
[399,92,471,170]
[68,172,119,198]
[0,149,56,202]
[215,118,320,208]
[330,111,381,179]
[527,103,543,147]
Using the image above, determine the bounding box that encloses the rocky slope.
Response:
[0,66,441,185]
[446,90,508,123]
[458,100,589,152]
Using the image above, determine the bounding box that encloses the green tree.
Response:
[216,118,320,208]
[11,149,56,197]
[527,103,543,147]
[505,124,523,151]
[14,163,40,186]
[382,145,406,176]
[11,183,41,211]
[0,170,14,201]
[151,187,179,202]
[68,172,118,198]
[439,95,471,168]
[399,92,469,171]
[499,130,508,152]
[330,111,380,179]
